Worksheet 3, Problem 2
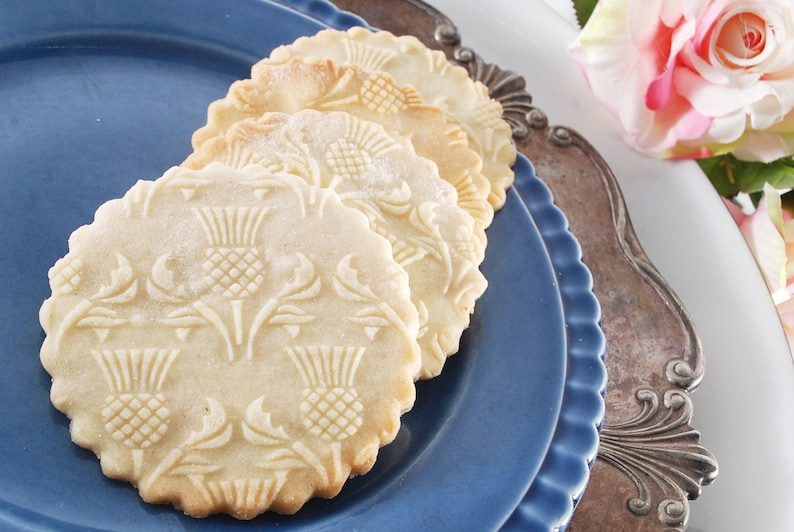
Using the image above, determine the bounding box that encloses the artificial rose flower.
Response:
[570,0,794,163]
[725,184,794,356]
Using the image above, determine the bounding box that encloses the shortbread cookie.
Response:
[185,110,488,379]
[39,164,421,518]
[256,27,516,209]
[192,58,493,237]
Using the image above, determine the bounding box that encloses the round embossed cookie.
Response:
[191,58,493,238]
[185,110,488,379]
[256,27,517,210]
[39,163,421,519]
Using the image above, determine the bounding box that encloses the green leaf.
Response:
[697,154,794,198]
[573,0,599,27]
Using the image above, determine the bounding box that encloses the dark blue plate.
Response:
[0,0,606,529]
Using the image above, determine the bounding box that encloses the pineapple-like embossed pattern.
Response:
[48,256,84,295]
[326,138,373,182]
[93,348,179,449]
[287,346,366,441]
[359,74,407,115]
[470,98,508,130]
[103,393,170,448]
[194,207,268,299]
[203,248,265,299]
[300,387,363,441]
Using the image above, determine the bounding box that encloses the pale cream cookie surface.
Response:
[39,163,421,519]
[256,27,516,210]
[192,58,493,239]
[185,110,488,379]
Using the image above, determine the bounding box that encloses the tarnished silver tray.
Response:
[331,0,718,529]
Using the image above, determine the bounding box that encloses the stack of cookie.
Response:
[39,27,516,519]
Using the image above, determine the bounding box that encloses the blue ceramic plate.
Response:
[0,0,606,529]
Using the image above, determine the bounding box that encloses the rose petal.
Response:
[646,69,675,111]
[740,184,788,296]
[637,93,712,152]
[733,130,794,162]
[645,2,700,110]
[627,0,666,48]
[698,110,748,144]
[677,68,794,120]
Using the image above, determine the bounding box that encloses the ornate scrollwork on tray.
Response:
[599,389,718,528]
[329,1,718,529]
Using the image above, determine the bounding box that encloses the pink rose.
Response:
[570,0,794,162]
[726,184,794,356]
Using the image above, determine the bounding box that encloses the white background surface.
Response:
[426,0,794,530]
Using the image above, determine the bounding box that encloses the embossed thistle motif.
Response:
[48,256,84,296]
[359,74,409,114]
[153,251,319,362]
[309,69,423,116]
[143,185,321,362]
[287,346,366,441]
[193,206,267,353]
[94,348,179,478]
[193,207,268,300]
[598,389,718,528]
[198,478,283,517]
[324,115,401,182]
[326,138,374,182]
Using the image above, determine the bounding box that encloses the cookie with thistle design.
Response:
[185,110,488,379]
[39,163,421,519]
[191,58,493,239]
[256,27,516,210]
